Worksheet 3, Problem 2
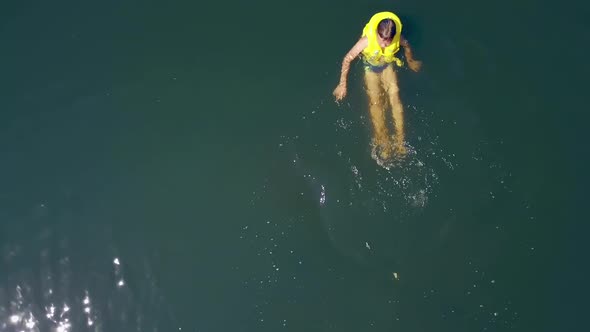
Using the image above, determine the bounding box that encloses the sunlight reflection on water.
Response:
[0,221,178,332]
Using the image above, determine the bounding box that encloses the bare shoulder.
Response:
[355,36,369,49]
[400,35,409,47]
[347,37,368,58]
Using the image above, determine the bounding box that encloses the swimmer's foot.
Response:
[376,141,393,160]
[393,137,407,156]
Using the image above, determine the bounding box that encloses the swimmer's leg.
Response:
[364,70,392,160]
[381,66,406,155]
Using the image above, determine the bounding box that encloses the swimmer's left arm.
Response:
[401,36,422,72]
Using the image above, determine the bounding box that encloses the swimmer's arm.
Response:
[337,37,368,87]
[401,36,422,72]
[400,36,417,62]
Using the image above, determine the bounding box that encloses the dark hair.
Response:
[377,19,395,40]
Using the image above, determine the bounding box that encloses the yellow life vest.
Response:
[361,12,403,67]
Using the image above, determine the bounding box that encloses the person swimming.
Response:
[333,11,422,161]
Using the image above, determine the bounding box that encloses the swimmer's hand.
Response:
[407,59,422,72]
[333,83,347,102]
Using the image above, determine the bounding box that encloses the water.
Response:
[0,0,587,331]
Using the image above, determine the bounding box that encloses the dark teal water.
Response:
[1,0,587,331]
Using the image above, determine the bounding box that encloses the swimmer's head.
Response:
[377,19,395,46]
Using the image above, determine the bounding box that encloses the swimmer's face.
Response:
[377,35,392,48]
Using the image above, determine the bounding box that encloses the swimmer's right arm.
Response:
[333,37,368,102]
[337,37,367,86]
